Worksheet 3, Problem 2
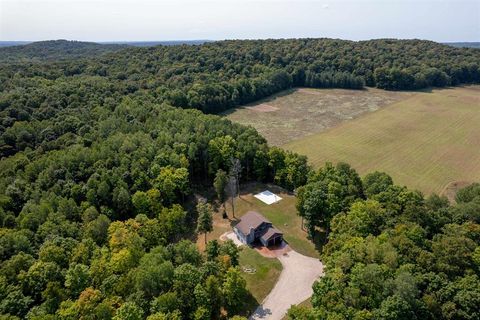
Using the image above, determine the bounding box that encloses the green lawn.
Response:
[225,183,320,258]
[239,247,282,310]
[285,86,480,195]
[203,183,320,314]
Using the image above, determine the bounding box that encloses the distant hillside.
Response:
[0,41,31,48]
[101,40,211,46]
[0,38,478,121]
[0,40,128,62]
[445,42,480,49]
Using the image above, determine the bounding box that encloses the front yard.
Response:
[225,183,320,258]
[195,182,321,315]
[239,247,282,311]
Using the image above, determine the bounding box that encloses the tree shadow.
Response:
[229,217,240,228]
[240,292,263,319]
[239,181,294,197]
[312,230,328,253]
[298,225,327,254]
[221,88,297,116]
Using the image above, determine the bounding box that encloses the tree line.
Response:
[2,39,480,157]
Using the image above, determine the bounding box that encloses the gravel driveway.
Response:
[250,250,324,320]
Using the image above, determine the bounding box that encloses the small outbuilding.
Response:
[233,211,283,247]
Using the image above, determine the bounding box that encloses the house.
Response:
[233,211,283,247]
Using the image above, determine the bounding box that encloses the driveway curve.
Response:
[250,250,324,320]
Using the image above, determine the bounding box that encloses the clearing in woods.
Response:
[224,87,414,146]
[195,183,320,314]
[197,183,319,258]
[284,86,480,195]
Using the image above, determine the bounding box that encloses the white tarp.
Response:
[254,190,282,205]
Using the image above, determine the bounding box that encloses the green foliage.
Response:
[196,201,213,244]
[213,170,228,203]
[0,40,127,62]
[286,305,316,320]
[208,136,236,175]
[1,38,479,319]
[147,311,182,320]
[0,276,33,318]
[363,171,394,198]
[303,176,480,320]
[206,240,220,261]
[131,189,163,218]
[158,205,187,242]
[222,267,248,315]
[219,240,240,266]
[154,167,189,205]
[135,250,174,299]
[113,302,144,320]
[150,292,180,315]
[373,295,415,320]
[455,183,480,203]
[64,264,91,298]
[297,162,364,236]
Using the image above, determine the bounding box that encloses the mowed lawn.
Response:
[239,247,282,309]
[229,183,320,258]
[197,183,319,257]
[285,86,480,195]
[195,183,319,312]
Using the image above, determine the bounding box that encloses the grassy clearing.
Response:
[197,183,320,258]
[239,247,282,308]
[224,87,413,145]
[285,86,480,195]
[195,182,319,314]
[229,183,320,258]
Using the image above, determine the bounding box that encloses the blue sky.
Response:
[1,0,479,42]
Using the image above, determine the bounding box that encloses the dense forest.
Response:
[291,166,480,320]
[0,40,128,62]
[0,95,309,319]
[0,39,479,319]
[0,40,212,61]
[2,39,480,159]
[445,42,480,49]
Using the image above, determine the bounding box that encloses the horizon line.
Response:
[1,38,479,43]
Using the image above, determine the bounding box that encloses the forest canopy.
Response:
[0,38,479,319]
[2,38,479,158]
[290,167,480,320]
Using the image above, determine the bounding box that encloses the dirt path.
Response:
[250,250,324,320]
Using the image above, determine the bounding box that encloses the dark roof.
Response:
[235,211,271,235]
[260,227,283,242]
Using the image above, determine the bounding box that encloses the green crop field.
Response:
[285,86,480,195]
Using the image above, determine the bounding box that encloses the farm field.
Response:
[285,86,480,195]
[224,87,414,145]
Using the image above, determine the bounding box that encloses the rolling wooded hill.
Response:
[0,40,129,62]
[0,38,479,320]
